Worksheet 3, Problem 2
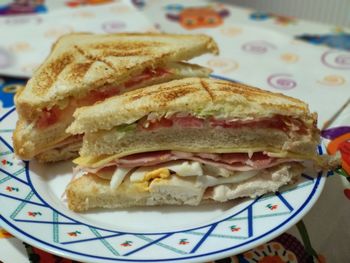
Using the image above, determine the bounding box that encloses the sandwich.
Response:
[13,33,218,162]
[65,77,324,212]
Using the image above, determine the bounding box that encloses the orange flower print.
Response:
[165,5,230,30]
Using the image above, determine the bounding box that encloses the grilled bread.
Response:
[13,33,218,162]
[15,33,218,121]
[68,77,319,161]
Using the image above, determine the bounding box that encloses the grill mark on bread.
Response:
[260,102,306,111]
[91,42,163,57]
[16,33,218,115]
[215,82,306,108]
[74,45,117,72]
[101,50,153,57]
[33,53,74,96]
[91,42,156,49]
[200,79,215,101]
[217,85,253,98]
[67,62,93,81]
[217,81,307,105]
[127,84,195,102]
[155,87,195,104]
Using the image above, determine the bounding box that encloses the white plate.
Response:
[0,104,328,263]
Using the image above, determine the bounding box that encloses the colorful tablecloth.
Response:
[0,1,349,262]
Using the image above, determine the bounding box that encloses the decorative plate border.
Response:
[0,79,330,263]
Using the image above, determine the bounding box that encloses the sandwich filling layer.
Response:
[69,159,304,211]
[73,150,303,195]
[134,113,308,134]
[70,112,315,207]
[77,111,319,163]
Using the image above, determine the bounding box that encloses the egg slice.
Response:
[110,167,133,189]
[130,161,203,182]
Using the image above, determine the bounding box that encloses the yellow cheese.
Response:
[74,149,312,169]
[73,154,119,168]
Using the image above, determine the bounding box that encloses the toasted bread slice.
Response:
[67,78,320,165]
[13,63,212,161]
[76,125,319,165]
[67,77,313,135]
[66,162,302,212]
[15,33,218,121]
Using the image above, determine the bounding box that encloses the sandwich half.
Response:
[13,33,218,162]
[66,77,322,212]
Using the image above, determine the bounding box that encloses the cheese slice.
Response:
[73,154,116,168]
[73,149,310,169]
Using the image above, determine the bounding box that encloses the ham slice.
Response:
[116,151,173,167]
[100,151,293,172]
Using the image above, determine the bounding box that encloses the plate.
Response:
[0,104,328,263]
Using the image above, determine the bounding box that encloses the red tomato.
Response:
[36,107,60,129]
[125,68,168,88]
[172,116,205,128]
[86,87,120,105]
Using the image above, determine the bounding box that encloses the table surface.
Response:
[0,1,349,263]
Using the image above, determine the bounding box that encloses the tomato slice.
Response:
[171,116,205,128]
[36,107,60,129]
[210,115,306,134]
[124,68,169,88]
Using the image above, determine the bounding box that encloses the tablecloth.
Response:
[0,1,349,262]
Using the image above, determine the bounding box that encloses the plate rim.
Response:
[0,171,326,263]
[0,75,329,262]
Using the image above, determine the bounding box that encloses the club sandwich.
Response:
[13,33,218,162]
[66,77,327,212]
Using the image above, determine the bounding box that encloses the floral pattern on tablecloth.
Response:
[0,0,47,16]
[1,0,350,262]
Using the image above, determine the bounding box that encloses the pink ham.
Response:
[116,151,173,167]
[109,151,292,172]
